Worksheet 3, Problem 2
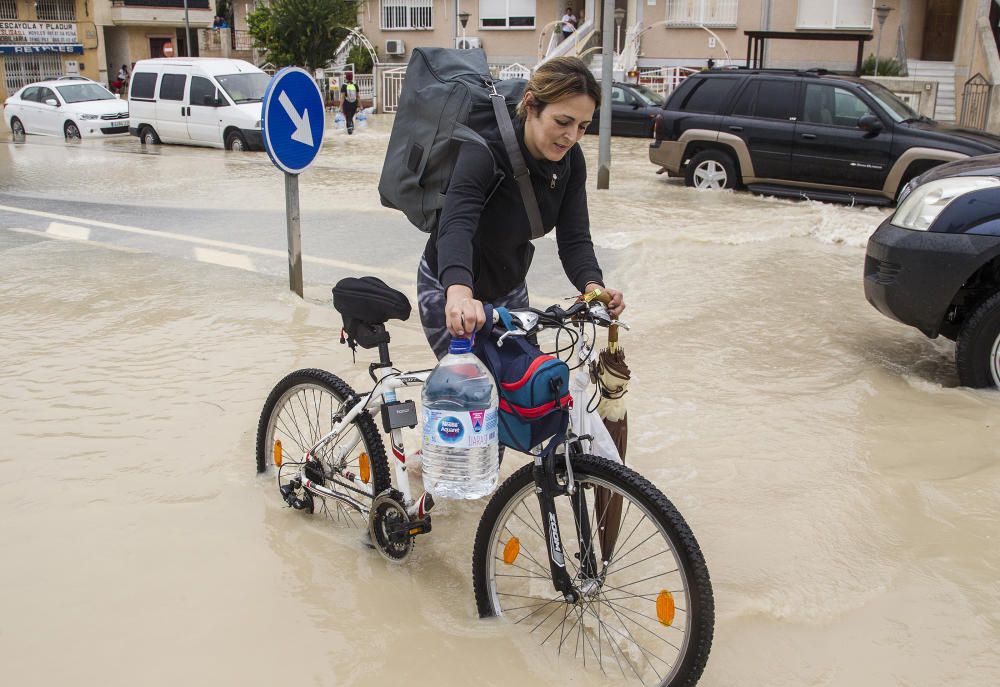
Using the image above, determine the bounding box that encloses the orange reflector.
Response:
[273,440,282,467]
[656,590,676,626]
[359,452,371,484]
[503,537,520,565]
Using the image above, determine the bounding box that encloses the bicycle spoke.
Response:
[494,555,551,580]
[600,596,685,653]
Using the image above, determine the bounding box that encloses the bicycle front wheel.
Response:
[472,454,714,687]
[256,368,390,527]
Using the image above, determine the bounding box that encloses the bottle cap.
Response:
[448,337,473,354]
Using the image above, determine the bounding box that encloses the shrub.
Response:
[861,54,904,77]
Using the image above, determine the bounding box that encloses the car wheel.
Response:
[140,126,160,146]
[225,131,248,151]
[10,117,25,138]
[685,150,739,190]
[956,291,1000,389]
[64,121,81,141]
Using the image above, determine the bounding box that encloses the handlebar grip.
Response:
[585,288,613,307]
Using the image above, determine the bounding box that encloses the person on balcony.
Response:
[561,7,578,42]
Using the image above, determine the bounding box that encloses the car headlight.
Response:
[892,176,1000,231]
[78,113,99,120]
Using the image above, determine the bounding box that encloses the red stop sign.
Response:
[163,43,174,57]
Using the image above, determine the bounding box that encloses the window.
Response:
[611,86,628,104]
[679,77,739,114]
[0,0,17,20]
[190,77,220,107]
[730,80,757,116]
[34,0,75,21]
[667,0,738,27]
[481,0,535,28]
[3,54,63,94]
[754,80,797,120]
[159,73,187,101]
[56,83,115,103]
[380,0,433,30]
[37,87,58,104]
[130,72,157,100]
[802,84,874,126]
[797,0,871,30]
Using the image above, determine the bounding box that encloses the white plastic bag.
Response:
[569,335,622,464]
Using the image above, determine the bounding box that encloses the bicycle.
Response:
[255,279,714,687]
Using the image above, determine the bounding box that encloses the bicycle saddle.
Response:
[333,276,411,324]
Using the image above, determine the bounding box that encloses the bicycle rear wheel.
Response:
[472,454,713,687]
[256,368,390,527]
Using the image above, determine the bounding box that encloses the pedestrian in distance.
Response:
[116,64,129,96]
[561,6,578,42]
[341,73,359,135]
[417,56,625,359]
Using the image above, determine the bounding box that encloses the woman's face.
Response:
[523,93,596,162]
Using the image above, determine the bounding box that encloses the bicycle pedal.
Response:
[386,516,432,538]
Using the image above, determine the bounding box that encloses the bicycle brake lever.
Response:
[611,319,630,331]
[497,329,527,347]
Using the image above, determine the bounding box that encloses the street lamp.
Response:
[874,4,893,77]
[614,8,626,55]
[458,10,470,44]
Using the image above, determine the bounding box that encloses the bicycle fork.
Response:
[533,453,599,604]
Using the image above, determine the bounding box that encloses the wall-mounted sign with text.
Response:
[0,21,78,45]
[0,44,83,54]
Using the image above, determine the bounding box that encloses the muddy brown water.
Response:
[1,117,998,686]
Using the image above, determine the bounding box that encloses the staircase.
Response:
[907,60,956,123]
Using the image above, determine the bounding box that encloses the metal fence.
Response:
[0,0,17,19]
[960,73,992,131]
[3,53,65,94]
[381,66,407,112]
[638,66,699,98]
[233,30,254,51]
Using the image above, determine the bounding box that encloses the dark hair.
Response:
[516,57,600,120]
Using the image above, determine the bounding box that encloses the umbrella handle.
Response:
[583,288,619,350]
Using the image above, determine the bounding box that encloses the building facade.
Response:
[1,0,214,102]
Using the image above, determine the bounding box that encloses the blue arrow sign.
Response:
[262,67,325,174]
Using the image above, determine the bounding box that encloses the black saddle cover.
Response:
[332,276,411,350]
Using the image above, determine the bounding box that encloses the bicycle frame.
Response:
[289,327,593,602]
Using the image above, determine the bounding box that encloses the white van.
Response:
[128,57,270,151]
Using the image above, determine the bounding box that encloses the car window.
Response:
[679,77,740,114]
[159,73,187,101]
[38,88,58,104]
[730,80,757,117]
[633,85,664,106]
[859,81,919,122]
[802,84,873,126]
[131,72,157,100]
[612,86,626,104]
[56,83,115,103]
[753,80,797,120]
[20,87,39,102]
[190,76,221,107]
[666,76,699,110]
[215,72,270,104]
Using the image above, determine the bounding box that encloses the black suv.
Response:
[865,154,1000,389]
[650,69,1000,205]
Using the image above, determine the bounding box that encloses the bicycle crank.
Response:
[368,491,432,564]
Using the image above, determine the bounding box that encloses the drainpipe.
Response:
[759,0,771,67]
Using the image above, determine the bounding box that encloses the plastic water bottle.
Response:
[421,337,499,499]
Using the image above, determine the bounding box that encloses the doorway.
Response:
[922,0,960,61]
[149,36,174,58]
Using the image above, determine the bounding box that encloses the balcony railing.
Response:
[35,0,76,21]
[112,0,210,8]
[0,0,17,20]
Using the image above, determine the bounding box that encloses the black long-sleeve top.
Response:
[423,123,604,302]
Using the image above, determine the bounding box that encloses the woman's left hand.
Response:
[584,282,625,318]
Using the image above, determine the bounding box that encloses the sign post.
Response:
[262,67,325,297]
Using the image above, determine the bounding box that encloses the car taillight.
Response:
[653,113,664,140]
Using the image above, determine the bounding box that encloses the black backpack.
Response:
[378,47,543,238]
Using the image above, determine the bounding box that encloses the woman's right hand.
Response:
[444,284,486,337]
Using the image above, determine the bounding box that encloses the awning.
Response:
[0,44,84,55]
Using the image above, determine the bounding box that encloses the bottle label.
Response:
[423,408,498,449]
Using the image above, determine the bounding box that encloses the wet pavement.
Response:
[1,113,999,687]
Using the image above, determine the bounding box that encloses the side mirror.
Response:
[44,98,58,107]
[858,113,883,133]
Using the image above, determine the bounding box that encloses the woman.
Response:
[417,57,625,358]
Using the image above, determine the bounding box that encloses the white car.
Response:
[3,80,129,140]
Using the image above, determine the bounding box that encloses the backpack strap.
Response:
[488,83,544,240]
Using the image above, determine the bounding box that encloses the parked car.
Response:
[3,80,129,140]
[128,57,268,151]
[865,154,1000,388]
[650,68,1000,205]
[586,82,663,138]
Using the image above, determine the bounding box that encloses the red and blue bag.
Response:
[474,307,572,454]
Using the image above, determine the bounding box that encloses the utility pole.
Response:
[597,0,614,189]
[183,0,192,56]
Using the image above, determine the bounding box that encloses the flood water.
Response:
[1,116,999,686]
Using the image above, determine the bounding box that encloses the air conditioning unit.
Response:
[385,39,406,56]
[455,37,481,50]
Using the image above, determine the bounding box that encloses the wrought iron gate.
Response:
[960,73,992,130]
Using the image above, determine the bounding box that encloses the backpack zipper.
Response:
[550,172,557,189]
